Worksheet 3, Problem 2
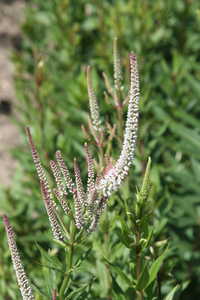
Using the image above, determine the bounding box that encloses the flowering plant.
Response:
[3,41,175,300]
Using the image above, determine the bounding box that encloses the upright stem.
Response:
[157,271,162,300]
[98,144,104,170]
[59,223,76,299]
[117,105,124,142]
[34,66,46,150]
[114,89,124,143]
[52,289,57,300]
[135,228,144,300]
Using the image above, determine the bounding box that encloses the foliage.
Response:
[0,0,200,298]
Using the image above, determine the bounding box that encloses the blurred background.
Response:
[0,0,200,299]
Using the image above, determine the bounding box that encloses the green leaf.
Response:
[36,244,62,270]
[110,274,125,297]
[169,122,200,149]
[182,280,190,291]
[136,263,150,291]
[66,284,88,299]
[146,247,169,288]
[115,227,132,248]
[74,247,92,269]
[103,257,132,287]
[116,217,133,248]
[144,228,154,248]
[165,284,180,300]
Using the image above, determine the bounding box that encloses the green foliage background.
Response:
[0,0,200,299]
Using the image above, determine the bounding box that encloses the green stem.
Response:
[34,64,46,150]
[135,230,144,300]
[117,108,124,142]
[59,223,76,299]
[157,272,162,300]
[113,86,124,143]
[98,145,104,170]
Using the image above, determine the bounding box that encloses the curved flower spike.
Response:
[26,127,51,196]
[96,53,139,196]
[3,215,35,300]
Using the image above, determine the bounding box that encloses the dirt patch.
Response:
[0,0,25,186]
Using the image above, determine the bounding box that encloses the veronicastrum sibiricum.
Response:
[26,51,140,236]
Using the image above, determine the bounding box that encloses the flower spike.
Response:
[26,127,51,194]
[74,158,86,207]
[113,37,122,91]
[73,191,84,229]
[53,188,70,215]
[40,180,64,241]
[55,150,75,194]
[84,143,95,204]
[97,53,140,196]
[87,65,102,131]
[50,160,66,196]
[3,215,35,300]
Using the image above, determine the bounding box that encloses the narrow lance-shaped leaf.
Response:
[3,215,35,300]
[146,247,169,289]
[165,285,180,300]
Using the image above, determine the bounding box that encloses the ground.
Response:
[0,0,25,186]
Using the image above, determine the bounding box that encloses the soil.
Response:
[0,0,25,186]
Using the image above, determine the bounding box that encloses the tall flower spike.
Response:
[87,65,101,131]
[26,127,50,194]
[50,160,67,196]
[97,53,140,196]
[74,158,86,207]
[113,37,122,91]
[73,190,84,229]
[40,180,64,241]
[55,150,75,194]
[3,215,35,300]
[84,143,95,204]
[73,159,86,229]
[53,188,70,215]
